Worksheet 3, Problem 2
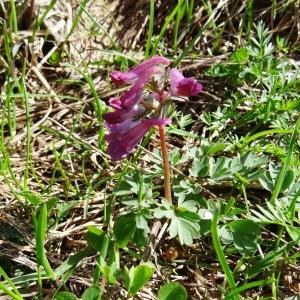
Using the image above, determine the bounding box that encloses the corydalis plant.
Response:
[103,56,202,161]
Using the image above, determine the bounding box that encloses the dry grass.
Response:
[0,0,299,299]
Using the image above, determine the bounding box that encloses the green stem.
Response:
[158,126,172,203]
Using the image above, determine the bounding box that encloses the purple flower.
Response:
[104,56,203,161]
[169,68,203,96]
[110,56,170,86]
[103,65,166,125]
[104,102,145,125]
[106,118,171,161]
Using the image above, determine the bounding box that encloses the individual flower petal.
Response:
[169,68,203,96]
[110,71,138,86]
[131,55,170,75]
[110,56,170,86]
[105,118,140,134]
[103,103,145,125]
[108,97,122,109]
[106,118,171,161]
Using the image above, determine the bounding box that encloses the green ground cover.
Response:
[0,0,299,299]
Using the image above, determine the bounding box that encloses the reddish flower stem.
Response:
[158,125,172,203]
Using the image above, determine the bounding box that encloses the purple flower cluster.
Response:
[103,56,203,161]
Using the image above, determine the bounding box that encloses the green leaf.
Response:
[133,228,149,247]
[82,286,101,300]
[54,292,78,300]
[229,220,260,235]
[286,225,300,245]
[189,156,212,177]
[246,244,290,278]
[230,48,250,63]
[210,157,231,180]
[124,266,134,292]
[220,226,234,244]
[281,169,294,191]
[229,220,260,253]
[86,226,106,252]
[207,142,227,155]
[46,197,59,212]
[127,263,155,296]
[168,211,200,246]
[101,260,120,284]
[19,191,41,205]
[158,282,187,300]
[55,247,95,278]
[113,214,136,248]
[35,204,56,280]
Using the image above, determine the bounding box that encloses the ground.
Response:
[0,0,299,299]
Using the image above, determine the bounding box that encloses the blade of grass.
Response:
[9,0,18,34]
[270,115,300,204]
[174,0,227,65]
[145,0,155,58]
[0,267,23,299]
[0,282,22,300]
[32,0,58,39]
[224,279,273,300]
[244,128,300,145]
[77,1,119,50]
[173,0,185,52]
[211,210,238,299]
[34,204,56,281]
[186,0,194,21]
[150,0,185,56]
[19,77,31,190]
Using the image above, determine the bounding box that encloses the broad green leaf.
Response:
[133,228,149,247]
[229,220,260,253]
[127,263,155,296]
[158,282,187,300]
[231,231,259,253]
[178,200,197,212]
[86,226,106,252]
[82,286,101,300]
[229,220,260,235]
[101,261,120,284]
[113,214,136,248]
